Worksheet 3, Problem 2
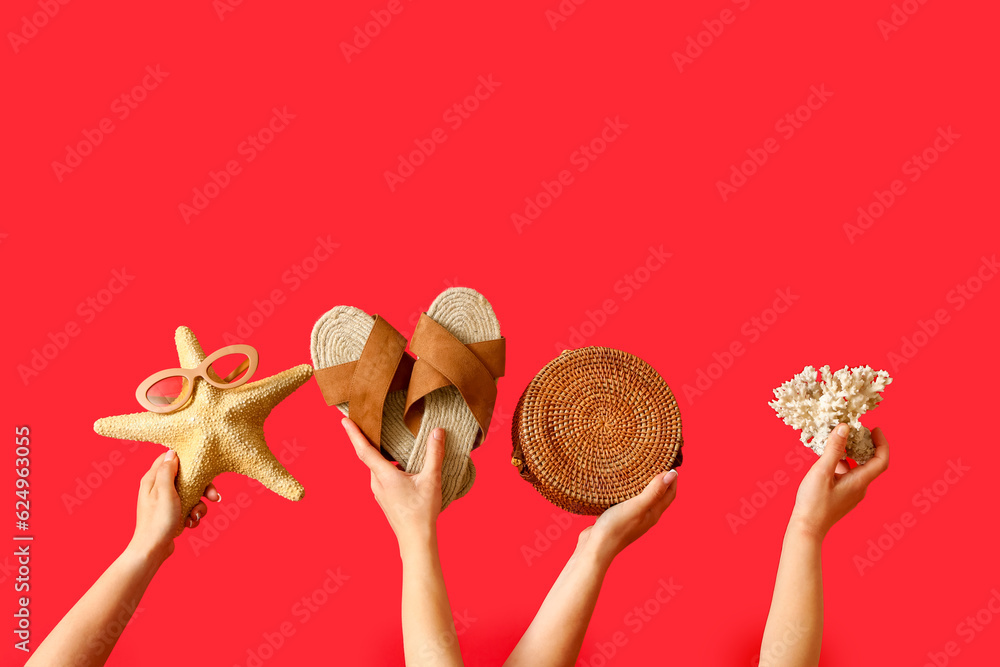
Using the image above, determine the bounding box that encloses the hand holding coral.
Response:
[770,365,891,464]
[343,418,444,553]
[790,424,889,541]
[581,469,678,566]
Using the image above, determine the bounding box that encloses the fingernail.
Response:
[215,492,222,502]
[433,428,444,440]
[165,450,176,461]
[836,424,849,437]
[185,518,193,528]
[663,469,678,485]
[341,418,349,428]
[193,512,201,521]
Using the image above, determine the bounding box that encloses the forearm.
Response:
[28,545,163,667]
[760,521,824,667]
[400,530,463,667]
[504,536,611,667]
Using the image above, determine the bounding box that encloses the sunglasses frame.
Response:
[135,344,259,413]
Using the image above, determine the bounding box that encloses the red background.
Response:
[4,0,999,665]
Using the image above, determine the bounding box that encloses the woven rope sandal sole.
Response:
[310,306,416,466]
[404,288,504,510]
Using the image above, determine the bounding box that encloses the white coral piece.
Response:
[769,365,891,464]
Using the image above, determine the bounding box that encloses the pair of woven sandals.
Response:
[310,287,504,509]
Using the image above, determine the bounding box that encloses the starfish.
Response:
[94,326,313,530]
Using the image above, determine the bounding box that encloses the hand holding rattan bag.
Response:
[511,347,683,515]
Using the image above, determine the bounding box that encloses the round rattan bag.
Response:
[511,347,683,515]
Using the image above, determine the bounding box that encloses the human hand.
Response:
[579,469,679,566]
[789,423,889,541]
[342,418,444,553]
[127,451,222,563]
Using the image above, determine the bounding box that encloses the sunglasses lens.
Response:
[145,376,189,408]
[208,353,252,385]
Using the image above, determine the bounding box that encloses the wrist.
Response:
[397,524,438,559]
[786,515,827,545]
[123,540,171,571]
[575,531,616,572]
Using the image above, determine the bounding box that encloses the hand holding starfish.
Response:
[94,326,312,531]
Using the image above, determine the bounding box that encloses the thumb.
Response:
[638,468,678,508]
[154,449,180,495]
[819,423,849,473]
[420,428,446,479]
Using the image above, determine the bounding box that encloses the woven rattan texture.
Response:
[512,347,682,515]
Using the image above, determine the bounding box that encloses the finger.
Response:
[642,469,679,509]
[189,501,208,524]
[152,450,179,495]
[847,427,890,485]
[204,483,222,503]
[419,428,446,480]
[342,418,397,478]
[139,464,157,496]
[648,470,679,522]
[140,451,169,494]
[818,424,850,474]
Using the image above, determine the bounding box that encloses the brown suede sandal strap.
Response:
[403,313,506,441]
[313,316,414,447]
